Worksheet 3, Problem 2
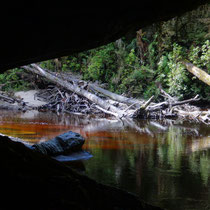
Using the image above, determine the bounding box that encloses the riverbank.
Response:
[14,90,47,108]
[0,84,210,125]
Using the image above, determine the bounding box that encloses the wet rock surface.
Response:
[53,151,93,162]
[31,131,85,156]
[0,135,162,210]
[2,2,207,71]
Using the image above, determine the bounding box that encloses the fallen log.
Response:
[148,95,200,112]
[0,93,32,111]
[0,93,15,103]
[0,103,22,110]
[159,87,177,102]
[132,95,154,118]
[49,71,143,108]
[174,109,210,124]
[21,64,207,122]
[36,86,104,115]
[88,83,143,108]
[22,64,127,119]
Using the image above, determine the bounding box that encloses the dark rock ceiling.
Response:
[1,1,208,72]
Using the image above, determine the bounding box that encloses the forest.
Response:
[0,4,209,120]
[0,4,209,210]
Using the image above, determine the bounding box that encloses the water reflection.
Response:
[0,110,93,143]
[0,110,209,210]
[83,120,210,210]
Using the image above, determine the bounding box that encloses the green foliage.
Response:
[156,55,170,86]
[83,43,116,82]
[167,44,189,98]
[63,57,81,72]
[63,53,89,73]
[0,68,31,91]
[40,60,55,71]
[187,40,210,99]
[147,34,159,69]
[156,40,210,100]
[189,40,210,70]
[143,82,160,99]
[5,4,208,100]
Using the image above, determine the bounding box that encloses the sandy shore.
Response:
[14,90,47,107]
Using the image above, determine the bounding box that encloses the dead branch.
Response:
[148,95,200,112]
[20,63,209,123]
[22,64,127,119]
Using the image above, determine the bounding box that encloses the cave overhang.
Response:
[1,1,208,72]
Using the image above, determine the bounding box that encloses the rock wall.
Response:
[1,1,208,71]
[0,135,162,209]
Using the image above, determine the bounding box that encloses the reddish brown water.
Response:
[0,110,209,210]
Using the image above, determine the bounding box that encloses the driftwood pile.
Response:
[0,63,208,124]
[35,86,103,116]
[19,64,210,124]
[0,91,28,110]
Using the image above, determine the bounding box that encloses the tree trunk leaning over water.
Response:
[182,61,210,86]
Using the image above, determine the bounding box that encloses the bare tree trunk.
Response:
[88,84,143,108]
[46,70,143,107]
[182,61,210,86]
[22,64,126,118]
[21,64,206,122]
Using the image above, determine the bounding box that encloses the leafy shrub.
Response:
[0,69,31,91]
[83,43,116,82]
[157,41,210,100]
[6,4,208,101]
[167,44,189,98]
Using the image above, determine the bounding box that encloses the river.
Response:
[0,110,209,210]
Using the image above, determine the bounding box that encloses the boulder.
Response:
[0,135,162,209]
[31,131,85,156]
[53,151,93,162]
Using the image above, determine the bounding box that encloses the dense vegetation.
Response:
[1,4,209,101]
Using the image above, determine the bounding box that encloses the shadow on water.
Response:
[0,110,209,210]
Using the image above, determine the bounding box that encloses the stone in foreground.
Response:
[0,135,163,209]
[32,131,85,156]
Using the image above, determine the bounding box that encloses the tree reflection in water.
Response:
[0,110,209,210]
[83,119,210,210]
